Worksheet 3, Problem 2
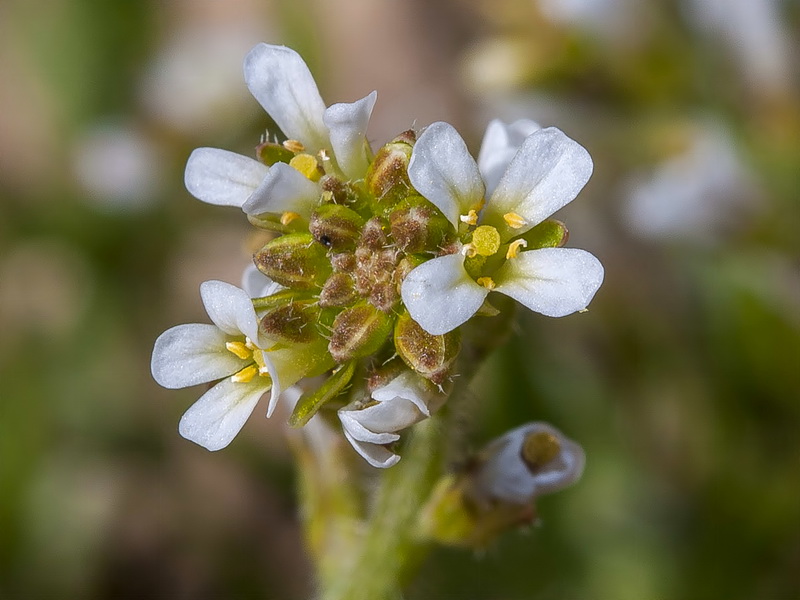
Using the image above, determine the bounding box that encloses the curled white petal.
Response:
[242,162,320,218]
[178,377,269,451]
[473,422,585,504]
[371,371,444,417]
[244,44,328,151]
[151,324,246,389]
[339,410,402,445]
[241,263,283,299]
[342,430,401,468]
[477,119,540,197]
[408,122,486,228]
[494,248,604,317]
[199,280,261,342]
[184,148,268,207]
[324,91,377,180]
[485,127,593,237]
[401,253,488,335]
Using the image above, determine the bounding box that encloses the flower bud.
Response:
[359,216,389,250]
[328,300,394,363]
[309,203,365,251]
[259,301,320,343]
[365,131,415,208]
[254,233,332,290]
[319,272,358,308]
[394,311,460,385]
[389,195,453,253]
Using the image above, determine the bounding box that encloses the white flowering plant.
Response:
[151,43,603,599]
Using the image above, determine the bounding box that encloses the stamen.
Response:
[289,154,322,182]
[459,210,479,226]
[477,276,496,290]
[471,225,501,257]
[505,239,528,259]
[281,211,301,226]
[461,243,477,258]
[226,341,251,360]
[503,212,527,229]
[283,139,305,153]
[231,364,259,383]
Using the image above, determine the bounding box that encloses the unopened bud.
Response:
[394,311,460,385]
[365,131,415,208]
[319,272,358,308]
[320,174,349,204]
[254,233,332,290]
[328,301,394,363]
[260,301,319,343]
[359,216,389,250]
[389,195,453,253]
[309,203,365,251]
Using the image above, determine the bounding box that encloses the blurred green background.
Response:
[1,0,798,598]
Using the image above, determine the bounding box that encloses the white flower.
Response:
[401,120,604,335]
[151,280,319,450]
[338,371,445,468]
[471,422,585,505]
[183,44,377,219]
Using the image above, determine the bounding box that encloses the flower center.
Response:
[470,225,501,257]
[226,338,271,383]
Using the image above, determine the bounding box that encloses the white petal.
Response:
[485,127,593,237]
[324,91,377,180]
[339,410,402,444]
[241,263,282,298]
[178,377,268,451]
[184,148,268,207]
[200,280,260,341]
[408,122,486,228]
[342,429,401,469]
[494,248,604,317]
[243,44,328,151]
[401,253,488,335]
[151,324,246,389]
[241,162,320,218]
[371,371,443,417]
[477,119,540,197]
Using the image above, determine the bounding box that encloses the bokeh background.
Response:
[1,0,799,598]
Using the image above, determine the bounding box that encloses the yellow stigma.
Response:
[226,341,251,360]
[471,225,501,257]
[231,364,259,383]
[503,212,527,229]
[289,153,321,181]
[283,139,305,153]
[505,238,528,259]
[280,211,301,226]
[477,276,496,290]
[521,431,561,470]
[459,210,479,226]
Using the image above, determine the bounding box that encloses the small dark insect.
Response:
[320,235,332,247]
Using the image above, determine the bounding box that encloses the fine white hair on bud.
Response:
[470,422,585,505]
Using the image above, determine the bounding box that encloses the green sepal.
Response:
[256,141,294,166]
[328,301,394,363]
[520,219,569,249]
[310,203,366,251]
[289,360,357,428]
[254,233,332,290]
[252,289,315,312]
[394,311,460,385]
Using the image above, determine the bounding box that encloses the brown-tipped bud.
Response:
[369,281,399,313]
[330,252,357,273]
[359,216,389,250]
[328,301,394,363]
[394,311,460,385]
[389,195,453,253]
[256,140,294,165]
[260,301,319,343]
[320,174,349,204]
[365,132,415,208]
[393,255,425,287]
[309,203,365,251]
[319,272,358,308]
[254,233,332,290]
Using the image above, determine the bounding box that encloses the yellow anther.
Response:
[459,210,479,226]
[231,364,259,383]
[280,211,301,226]
[477,276,496,291]
[471,225,501,257]
[503,212,528,229]
[251,346,268,374]
[505,238,528,259]
[283,139,305,153]
[226,341,251,360]
[289,153,322,181]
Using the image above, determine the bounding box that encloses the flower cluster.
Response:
[151,43,603,466]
